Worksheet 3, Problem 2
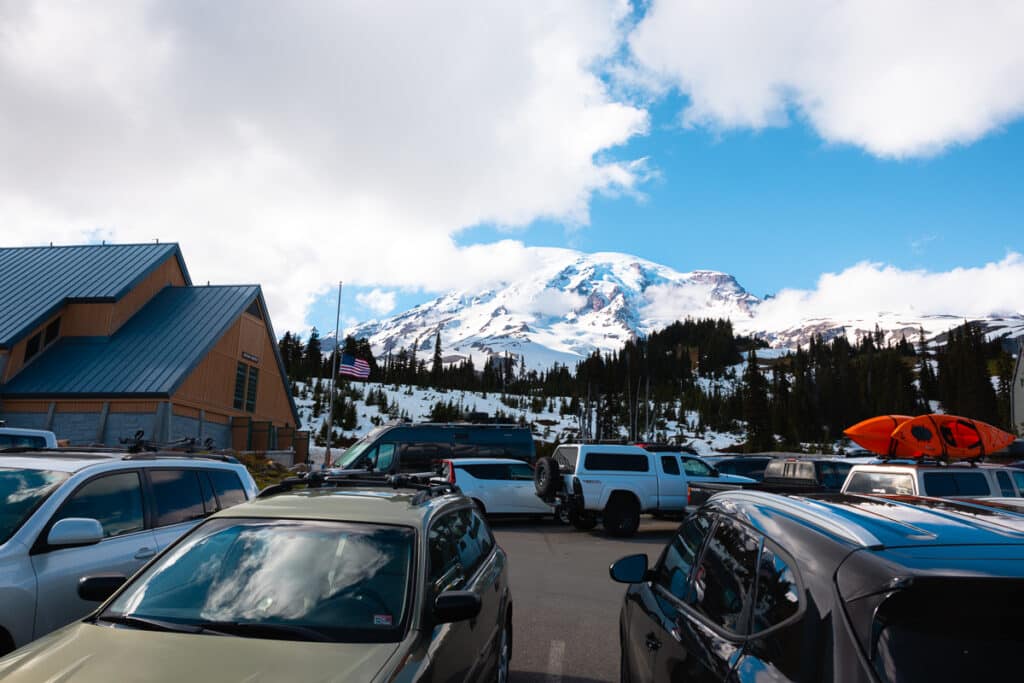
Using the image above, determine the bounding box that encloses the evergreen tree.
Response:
[741,350,773,451]
[431,331,443,386]
[305,328,323,380]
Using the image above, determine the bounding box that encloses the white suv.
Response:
[842,462,1024,498]
[534,444,689,537]
[0,450,258,655]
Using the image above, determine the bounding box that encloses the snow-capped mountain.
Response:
[345,249,759,370]
[332,248,1024,369]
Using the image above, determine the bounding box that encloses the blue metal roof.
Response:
[3,286,258,397]
[0,243,190,348]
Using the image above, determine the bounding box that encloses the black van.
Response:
[331,422,535,473]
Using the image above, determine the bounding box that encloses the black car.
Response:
[332,422,535,472]
[611,491,1024,682]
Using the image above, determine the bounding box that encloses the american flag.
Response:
[339,353,371,379]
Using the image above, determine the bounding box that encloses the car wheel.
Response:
[604,496,641,537]
[556,507,571,525]
[534,457,562,498]
[619,630,631,683]
[496,617,511,683]
[569,509,598,531]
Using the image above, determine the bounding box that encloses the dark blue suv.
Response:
[611,491,1024,682]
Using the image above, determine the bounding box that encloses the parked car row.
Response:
[5,433,1024,682]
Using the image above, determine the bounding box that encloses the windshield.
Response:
[333,426,389,468]
[0,468,70,545]
[103,519,415,643]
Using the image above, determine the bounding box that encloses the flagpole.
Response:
[324,281,343,468]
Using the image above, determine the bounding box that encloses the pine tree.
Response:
[742,350,773,451]
[431,331,443,386]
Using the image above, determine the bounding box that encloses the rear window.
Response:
[459,464,509,480]
[208,469,248,508]
[869,579,1024,682]
[583,453,649,472]
[844,471,915,495]
[764,460,815,481]
[150,470,206,527]
[922,471,991,497]
[0,434,48,448]
[715,459,768,480]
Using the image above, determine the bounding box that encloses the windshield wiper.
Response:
[96,614,222,635]
[196,621,333,642]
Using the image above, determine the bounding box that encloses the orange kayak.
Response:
[844,415,916,456]
[890,414,1016,460]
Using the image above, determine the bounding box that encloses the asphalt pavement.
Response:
[491,517,679,682]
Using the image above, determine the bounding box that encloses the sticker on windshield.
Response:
[373,614,393,626]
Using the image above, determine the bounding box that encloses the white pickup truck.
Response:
[533,444,689,537]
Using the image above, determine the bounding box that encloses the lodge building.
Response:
[0,243,301,451]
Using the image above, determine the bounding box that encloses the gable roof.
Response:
[2,285,300,425]
[0,243,190,348]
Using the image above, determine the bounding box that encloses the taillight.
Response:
[445,460,456,484]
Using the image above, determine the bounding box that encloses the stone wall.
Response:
[0,411,49,432]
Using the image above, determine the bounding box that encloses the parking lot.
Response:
[491,517,679,682]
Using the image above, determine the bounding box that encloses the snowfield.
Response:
[295,380,747,456]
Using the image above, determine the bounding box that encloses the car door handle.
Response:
[645,633,662,652]
[134,547,156,560]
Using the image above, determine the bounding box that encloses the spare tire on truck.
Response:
[534,457,561,499]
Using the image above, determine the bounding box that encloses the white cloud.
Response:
[629,0,1024,157]
[356,289,397,316]
[752,253,1024,331]
[506,288,588,318]
[0,1,648,330]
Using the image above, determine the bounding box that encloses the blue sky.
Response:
[310,95,1024,335]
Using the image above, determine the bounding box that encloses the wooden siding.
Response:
[0,400,50,413]
[55,401,103,413]
[2,254,187,383]
[109,401,160,414]
[110,256,187,333]
[174,311,295,427]
[172,404,200,419]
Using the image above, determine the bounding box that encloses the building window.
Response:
[233,362,247,410]
[24,333,42,363]
[245,367,259,413]
[234,362,259,413]
[44,317,61,346]
[246,299,263,320]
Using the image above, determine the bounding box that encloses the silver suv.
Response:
[0,449,257,655]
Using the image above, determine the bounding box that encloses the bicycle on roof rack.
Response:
[119,430,216,454]
[257,470,461,504]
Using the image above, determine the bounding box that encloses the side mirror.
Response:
[48,518,104,548]
[711,469,720,478]
[434,590,482,624]
[609,554,650,584]
[78,574,127,602]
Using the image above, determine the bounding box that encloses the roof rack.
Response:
[256,471,461,505]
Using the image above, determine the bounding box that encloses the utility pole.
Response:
[323,281,343,468]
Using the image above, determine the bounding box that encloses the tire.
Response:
[495,616,511,683]
[534,457,561,498]
[619,627,631,683]
[603,495,641,537]
[555,506,571,525]
[569,509,598,531]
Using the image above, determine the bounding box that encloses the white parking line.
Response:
[546,639,566,682]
